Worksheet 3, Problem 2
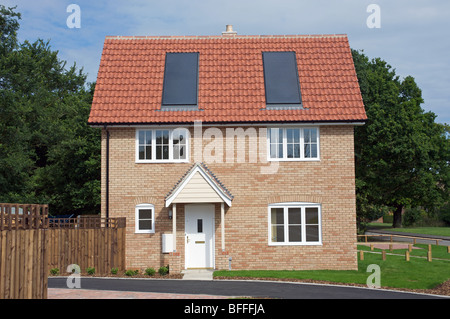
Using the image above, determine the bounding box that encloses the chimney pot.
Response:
[222,24,237,36]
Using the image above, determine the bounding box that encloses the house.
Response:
[88,25,367,273]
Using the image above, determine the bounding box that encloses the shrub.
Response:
[86,267,96,275]
[145,268,156,276]
[124,269,139,276]
[403,207,425,227]
[50,268,59,276]
[158,266,168,276]
[111,267,118,275]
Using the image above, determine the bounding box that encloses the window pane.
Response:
[287,144,294,158]
[197,219,203,233]
[163,145,169,159]
[179,145,186,159]
[305,144,310,158]
[139,146,145,160]
[271,225,285,242]
[294,144,300,158]
[306,225,319,242]
[289,225,302,242]
[173,145,179,160]
[146,131,152,145]
[288,208,301,224]
[311,144,317,158]
[139,220,152,230]
[139,209,152,220]
[156,146,162,159]
[304,129,311,143]
[139,131,145,145]
[270,128,283,143]
[271,208,284,224]
[305,208,319,224]
[145,146,152,159]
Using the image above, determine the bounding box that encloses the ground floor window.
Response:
[268,203,321,245]
[135,203,155,234]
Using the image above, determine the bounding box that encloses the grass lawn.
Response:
[214,245,450,290]
[367,224,450,237]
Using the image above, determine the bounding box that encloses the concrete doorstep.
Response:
[181,269,214,280]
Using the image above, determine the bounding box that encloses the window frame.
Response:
[267,127,320,161]
[267,202,322,246]
[136,128,190,163]
[135,203,155,234]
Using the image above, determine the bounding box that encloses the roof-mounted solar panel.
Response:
[162,52,199,106]
[262,51,302,106]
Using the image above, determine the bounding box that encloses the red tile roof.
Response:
[88,34,366,125]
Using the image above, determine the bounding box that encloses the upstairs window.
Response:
[136,128,189,163]
[262,51,302,107]
[162,52,199,107]
[268,127,319,161]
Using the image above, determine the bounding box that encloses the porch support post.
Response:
[221,202,225,251]
[172,203,177,252]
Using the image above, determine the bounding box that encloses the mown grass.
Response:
[214,244,450,290]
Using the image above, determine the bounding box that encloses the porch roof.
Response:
[165,163,233,207]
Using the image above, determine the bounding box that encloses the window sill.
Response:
[135,160,190,164]
[267,158,320,162]
[268,242,322,246]
[135,230,155,234]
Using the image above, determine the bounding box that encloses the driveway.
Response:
[48,277,445,299]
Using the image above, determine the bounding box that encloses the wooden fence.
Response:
[47,217,126,275]
[1,203,126,299]
[0,204,49,299]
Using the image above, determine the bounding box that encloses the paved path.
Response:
[48,277,446,299]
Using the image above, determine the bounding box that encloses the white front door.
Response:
[185,204,215,269]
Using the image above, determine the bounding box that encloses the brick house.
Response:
[88,26,367,273]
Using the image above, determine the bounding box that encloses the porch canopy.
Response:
[165,163,233,253]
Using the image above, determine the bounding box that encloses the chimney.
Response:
[222,24,237,36]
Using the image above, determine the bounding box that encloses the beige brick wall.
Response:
[100,125,358,271]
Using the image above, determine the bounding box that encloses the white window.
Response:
[135,204,155,234]
[268,203,322,245]
[136,128,189,163]
[268,127,319,160]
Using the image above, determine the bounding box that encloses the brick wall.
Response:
[100,125,358,272]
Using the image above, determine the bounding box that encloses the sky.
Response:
[3,0,450,124]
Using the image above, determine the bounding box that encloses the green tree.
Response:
[352,49,449,228]
[0,5,100,215]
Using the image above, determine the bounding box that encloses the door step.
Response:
[181,269,214,280]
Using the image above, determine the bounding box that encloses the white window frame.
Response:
[135,203,155,234]
[136,128,190,163]
[268,202,322,246]
[267,127,320,161]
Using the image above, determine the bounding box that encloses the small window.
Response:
[268,203,321,245]
[262,52,302,106]
[162,52,199,106]
[136,128,189,163]
[135,204,155,234]
[268,127,319,161]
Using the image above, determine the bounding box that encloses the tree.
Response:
[0,5,100,215]
[352,49,450,228]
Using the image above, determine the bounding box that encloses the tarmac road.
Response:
[48,277,446,299]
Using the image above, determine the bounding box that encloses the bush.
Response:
[50,268,59,275]
[145,268,156,276]
[86,267,96,275]
[124,269,139,276]
[111,267,118,275]
[403,207,425,227]
[158,266,169,276]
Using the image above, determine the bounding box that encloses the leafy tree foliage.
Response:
[0,6,100,215]
[352,49,449,228]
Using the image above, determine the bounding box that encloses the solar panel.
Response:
[162,52,199,106]
[262,51,302,105]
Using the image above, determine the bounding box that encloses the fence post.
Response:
[382,250,386,261]
[359,250,364,260]
[405,251,410,261]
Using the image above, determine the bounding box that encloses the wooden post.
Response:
[427,250,432,262]
[359,250,364,260]
[389,244,393,251]
[405,251,410,261]
[370,244,374,251]
[447,246,450,254]
[408,244,412,252]
[382,250,386,261]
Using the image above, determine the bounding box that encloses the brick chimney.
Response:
[222,25,237,37]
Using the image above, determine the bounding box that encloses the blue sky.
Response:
[4,0,450,124]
